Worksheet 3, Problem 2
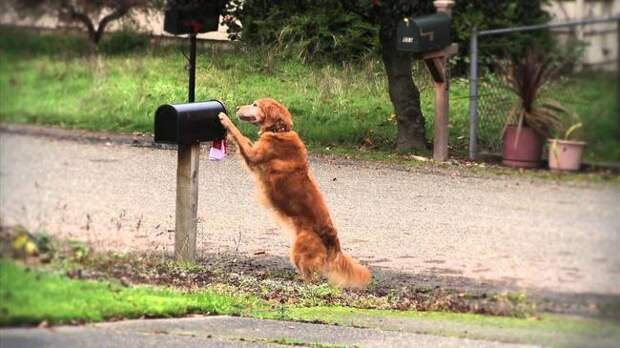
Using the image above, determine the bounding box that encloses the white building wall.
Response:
[1,1,618,69]
[546,0,619,69]
[0,7,229,41]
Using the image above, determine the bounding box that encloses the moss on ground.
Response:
[2,259,619,347]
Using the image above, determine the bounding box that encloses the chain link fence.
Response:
[469,17,620,161]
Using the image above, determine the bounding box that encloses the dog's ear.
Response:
[262,99,293,131]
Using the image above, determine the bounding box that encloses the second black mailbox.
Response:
[163,0,226,35]
[397,13,451,53]
[154,100,227,144]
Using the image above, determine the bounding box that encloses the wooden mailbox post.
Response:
[176,33,200,262]
[156,0,226,262]
[424,42,457,161]
[154,100,227,261]
[397,0,456,161]
[427,0,456,161]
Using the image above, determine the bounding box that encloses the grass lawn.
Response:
[0,28,617,162]
[2,259,619,347]
[0,259,264,326]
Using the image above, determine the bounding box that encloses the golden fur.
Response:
[218,98,371,288]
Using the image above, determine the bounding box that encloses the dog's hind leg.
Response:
[290,230,327,283]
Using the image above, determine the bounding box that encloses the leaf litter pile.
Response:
[2,226,537,317]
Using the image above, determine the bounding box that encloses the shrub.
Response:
[222,0,378,63]
[224,0,555,71]
[0,27,90,56]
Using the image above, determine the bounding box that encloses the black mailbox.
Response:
[154,100,227,144]
[163,0,225,35]
[397,13,451,53]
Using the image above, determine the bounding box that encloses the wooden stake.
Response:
[433,56,449,161]
[431,0,454,162]
[175,143,200,261]
[424,55,450,161]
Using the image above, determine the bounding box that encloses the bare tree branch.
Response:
[62,2,97,42]
[94,5,130,43]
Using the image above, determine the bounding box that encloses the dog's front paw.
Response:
[218,112,233,129]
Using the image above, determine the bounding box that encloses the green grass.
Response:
[0,259,263,326]
[280,306,620,347]
[0,28,617,162]
[283,305,616,333]
[258,338,347,348]
[0,28,404,147]
[2,259,619,347]
[553,75,620,163]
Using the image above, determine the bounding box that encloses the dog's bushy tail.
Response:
[326,252,371,289]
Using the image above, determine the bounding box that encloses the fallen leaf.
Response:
[411,155,429,162]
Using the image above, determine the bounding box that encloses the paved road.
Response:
[1,130,619,296]
[0,316,531,348]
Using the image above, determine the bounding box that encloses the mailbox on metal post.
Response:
[154,100,227,144]
[163,0,225,35]
[397,13,451,53]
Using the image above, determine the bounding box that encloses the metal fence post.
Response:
[468,28,479,160]
[616,19,620,138]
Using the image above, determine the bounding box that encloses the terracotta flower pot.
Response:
[502,125,543,168]
[548,139,586,171]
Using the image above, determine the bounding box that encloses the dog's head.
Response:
[236,98,293,133]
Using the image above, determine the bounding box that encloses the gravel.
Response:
[1,131,619,297]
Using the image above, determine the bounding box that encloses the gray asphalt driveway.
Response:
[1,129,619,297]
[0,316,532,348]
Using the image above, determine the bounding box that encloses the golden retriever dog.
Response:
[218,98,371,288]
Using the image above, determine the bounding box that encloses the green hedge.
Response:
[223,0,553,70]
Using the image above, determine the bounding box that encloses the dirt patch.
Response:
[5,225,620,320]
[2,225,537,317]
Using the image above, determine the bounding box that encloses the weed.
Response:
[0,28,617,163]
[258,337,347,348]
[0,260,262,326]
[0,228,541,318]
[2,259,619,348]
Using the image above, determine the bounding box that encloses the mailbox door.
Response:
[154,104,179,144]
[163,9,181,35]
[397,13,451,53]
[163,1,224,35]
[397,18,419,52]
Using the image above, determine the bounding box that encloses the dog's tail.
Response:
[326,251,371,289]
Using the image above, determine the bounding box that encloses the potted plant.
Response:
[501,51,563,168]
[548,118,586,172]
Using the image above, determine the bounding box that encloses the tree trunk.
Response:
[64,4,129,51]
[379,24,429,152]
[94,7,129,44]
